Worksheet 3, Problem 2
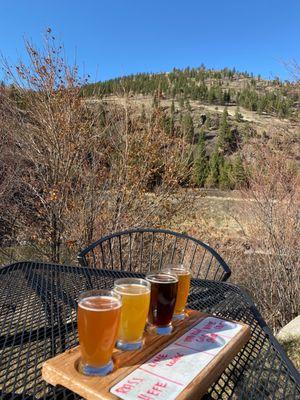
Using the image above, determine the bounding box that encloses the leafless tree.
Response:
[236,146,300,331]
[0,31,191,263]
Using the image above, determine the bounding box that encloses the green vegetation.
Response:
[233,154,247,188]
[219,159,233,189]
[237,84,294,118]
[192,128,208,187]
[83,65,298,119]
[79,65,300,190]
[218,107,235,151]
[79,65,299,190]
[181,111,194,142]
[206,147,221,188]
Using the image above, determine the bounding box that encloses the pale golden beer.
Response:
[162,265,191,320]
[114,278,150,350]
[77,289,121,376]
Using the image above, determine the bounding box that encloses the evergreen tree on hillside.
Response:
[192,128,208,187]
[181,112,194,142]
[219,159,233,189]
[206,147,220,187]
[223,90,231,104]
[233,154,247,187]
[218,107,234,151]
[208,87,216,104]
[215,86,223,104]
[83,67,295,122]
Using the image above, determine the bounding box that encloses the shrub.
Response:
[234,147,300,331]
[0,31,191,264]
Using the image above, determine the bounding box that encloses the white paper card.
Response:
[110,317,243,400]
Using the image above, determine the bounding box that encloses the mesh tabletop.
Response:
[0,262,299,400]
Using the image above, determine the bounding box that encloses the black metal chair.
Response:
[77,228,231,281]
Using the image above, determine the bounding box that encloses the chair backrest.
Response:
[77,228,231,282]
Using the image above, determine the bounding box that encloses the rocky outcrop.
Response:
[277,316,300,370]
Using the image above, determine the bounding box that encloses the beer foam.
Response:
[146,273,178,284]
[114,283,150,296]
[79,296,121,311]
[166,267,190,276]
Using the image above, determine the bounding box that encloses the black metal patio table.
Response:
[0,261,299,400]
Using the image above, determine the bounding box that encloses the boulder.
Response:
[277,316,300,342]
[277,316,300,370]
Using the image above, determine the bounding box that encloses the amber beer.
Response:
[146,272,178,335]
[77,290,121,376]
[114,278,150,350]
[162,265,191,320]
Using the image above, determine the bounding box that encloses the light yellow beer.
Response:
[114,278,150,350]
[162,266,191,319]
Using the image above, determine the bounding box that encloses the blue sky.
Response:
[1,0,299,82]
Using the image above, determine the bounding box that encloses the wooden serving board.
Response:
[42,310,250,400]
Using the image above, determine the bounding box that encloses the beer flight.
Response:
[77,266,191,376]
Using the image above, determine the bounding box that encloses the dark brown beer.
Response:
[146,273,178,327]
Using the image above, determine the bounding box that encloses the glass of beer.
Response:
[77,289,121,376]
[146,271,178,335]
[114,278,150,351]
[162,265,191,320]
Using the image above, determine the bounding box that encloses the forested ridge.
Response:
[81,66,299,191]
[84,66,299,119]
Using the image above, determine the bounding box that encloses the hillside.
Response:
[82,66,299,191]
[84,66,300,119]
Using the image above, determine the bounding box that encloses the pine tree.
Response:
[208,87,216,104]
[192,128,208,186]
[233,154,247,188]
[181,112,194,142]
[218,107,233,150]
[219,159,233,189]
[206,147,220,187]
[223,90,230,104]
